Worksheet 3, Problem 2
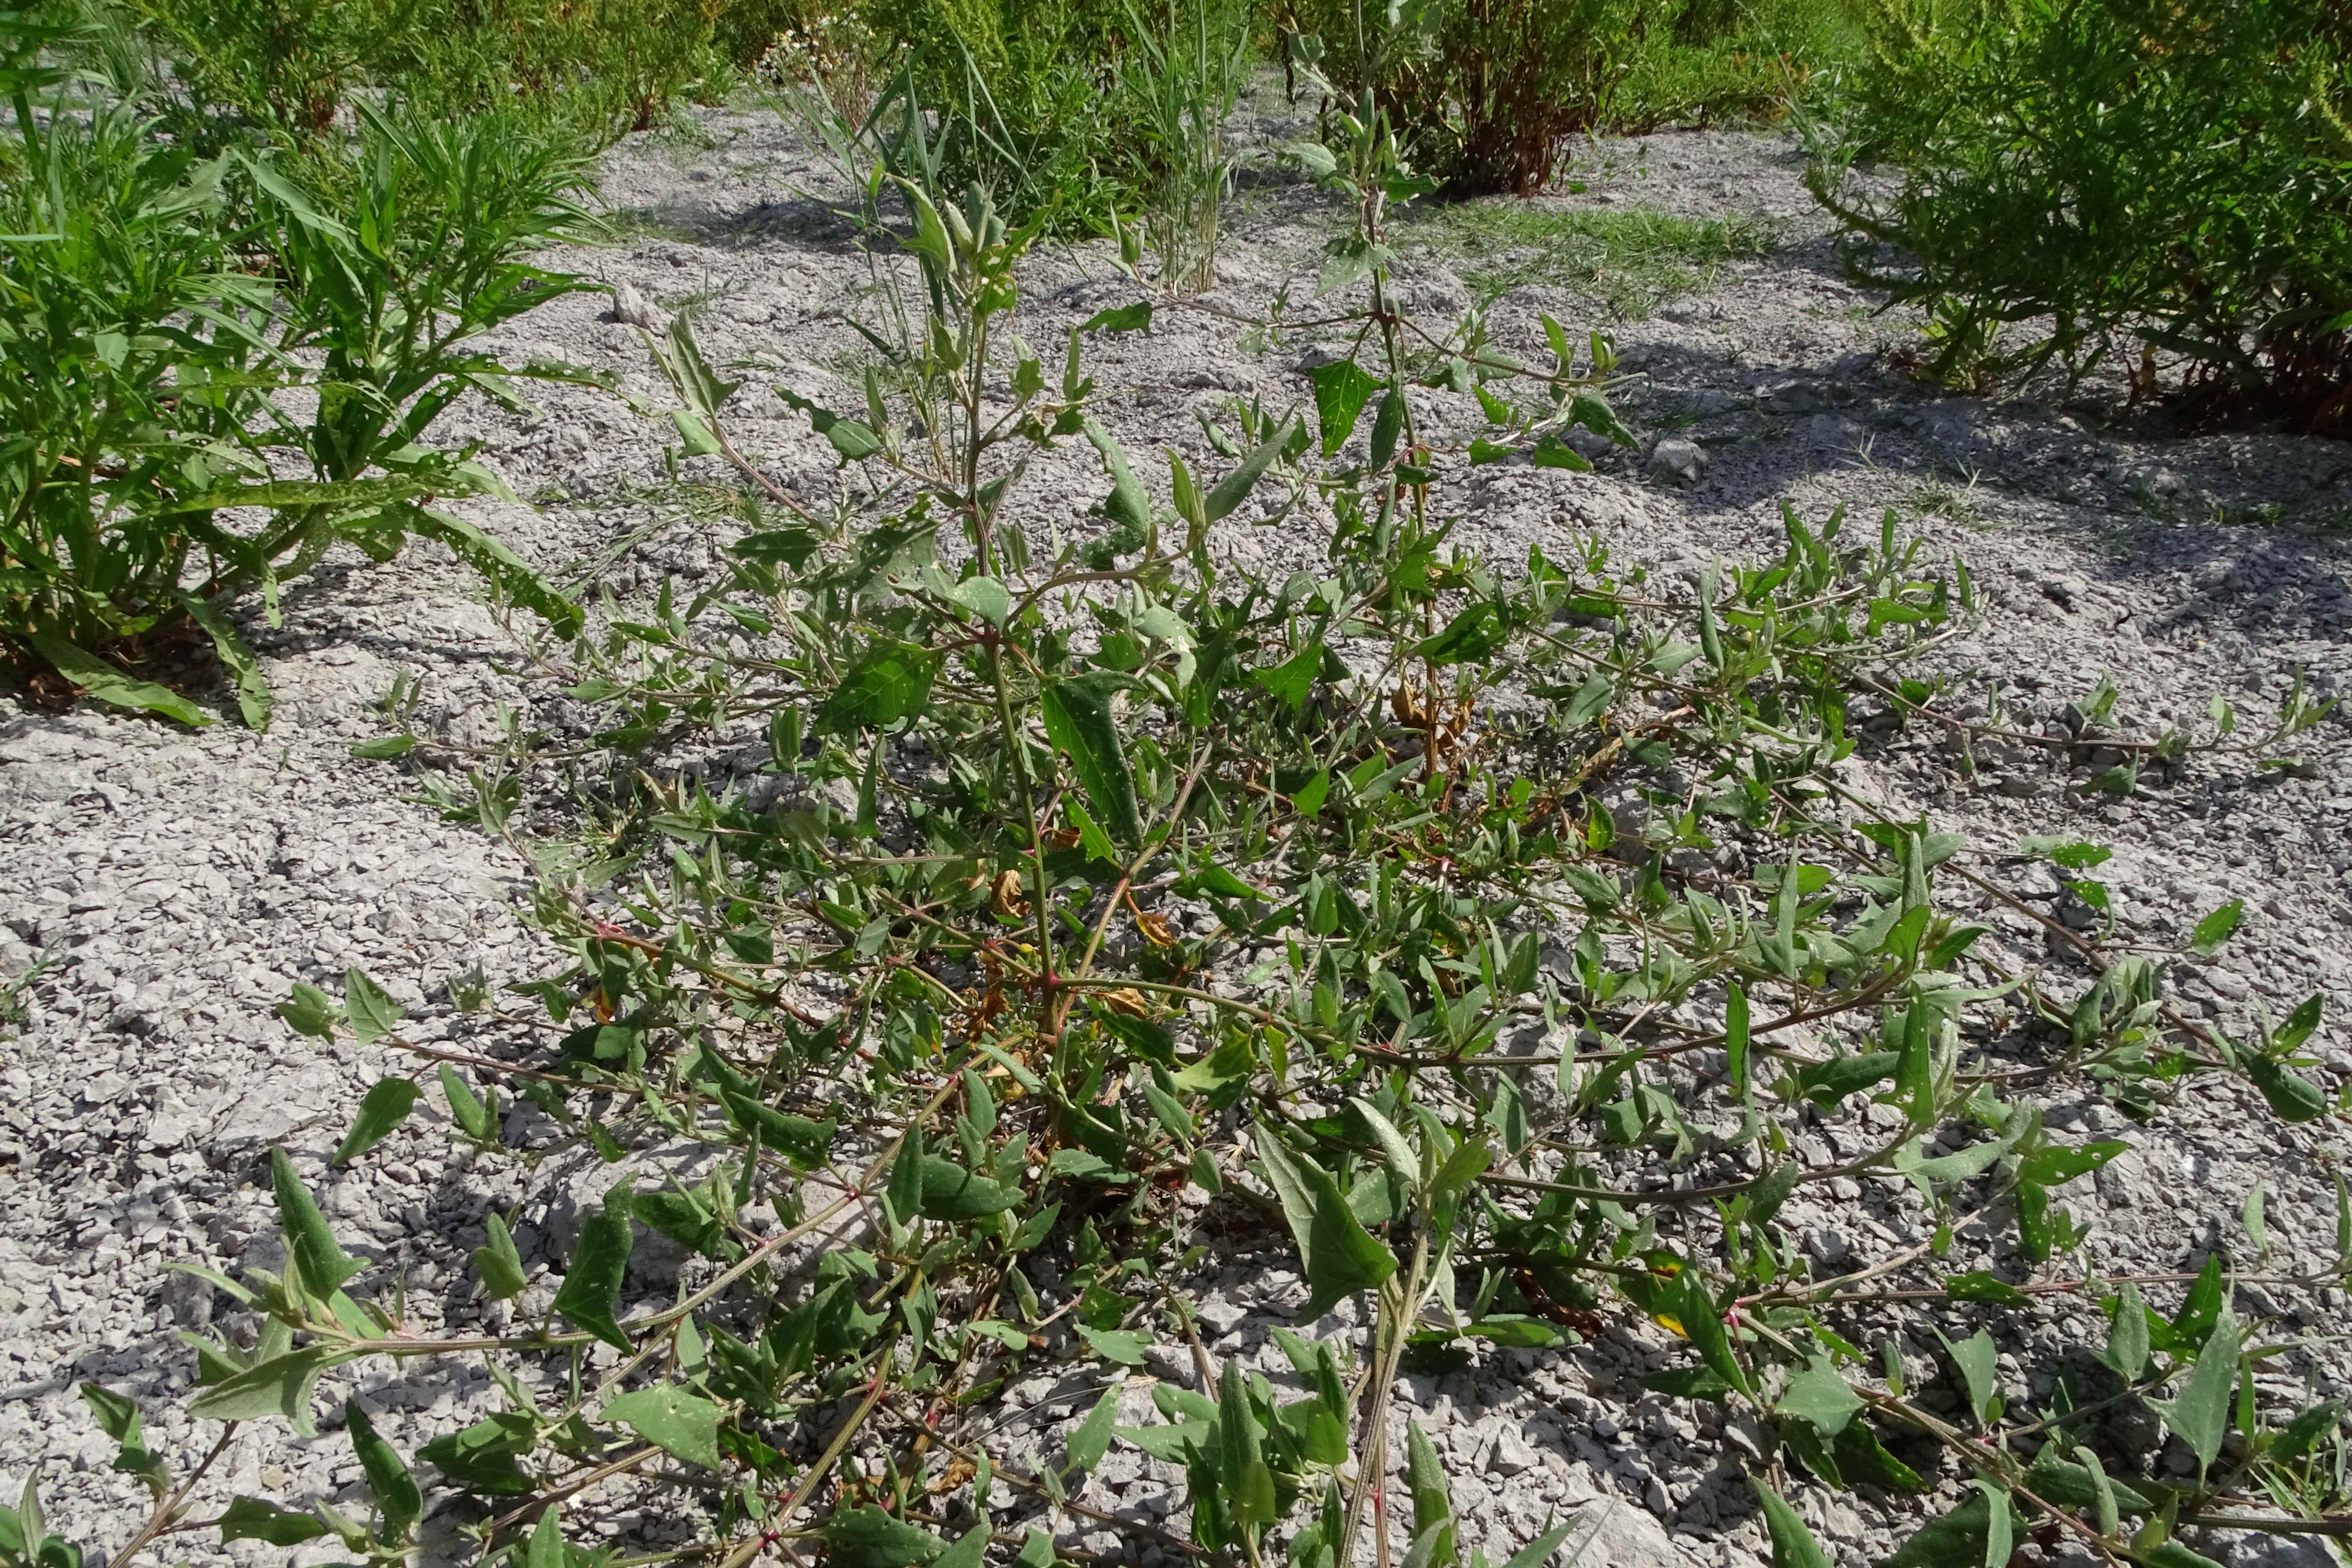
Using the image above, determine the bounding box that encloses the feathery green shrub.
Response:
[0,22,587,725]
[1809,0,2352,421]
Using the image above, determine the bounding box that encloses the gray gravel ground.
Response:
[4,103,2348,1568]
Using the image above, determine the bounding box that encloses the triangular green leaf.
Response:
[1253,1128,1396,1319]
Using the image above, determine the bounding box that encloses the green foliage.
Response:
[1610,0,1867,130]
[1809,0,2352,421]
[112,0,745,150]
[1294,0,1639,196]
[0,36,586,723]
[1285,0,1853,196]
[853,0,1131,233]
[1399,200,1774,314]
[1114,0,1253,292]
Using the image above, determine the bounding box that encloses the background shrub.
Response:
[1286,0,1854,199]
[0,22,587,725]
[857,0,1131,233]
[1810,0,2352,423]
[1610,0,1864,130]
[115,0,745,148]
[1293,0,1639,197]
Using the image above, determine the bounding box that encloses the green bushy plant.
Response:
[1610,0,1865,129]
[1296,0,1639,197]
[1808,0,2352,421]
[0,31,588,724]
[853,0,1132,234]
[116,0,736,150]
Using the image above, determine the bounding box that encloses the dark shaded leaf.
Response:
[818,643,941,735]
[28,631,209,726]
[218,1497,326,1546]
[1080,301,1153,333]
[1754,1479,1832,1568]
[1254,1129,1396,1319]
[552,1204,632,1349]
[345,1399,420,1544]
[1876,1489,2022,1568]
[270,1148,360,1297]
[917,1156,1018,1219]
[825,1505,948,1568]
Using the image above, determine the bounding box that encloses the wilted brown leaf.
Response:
[990,869,1030,921]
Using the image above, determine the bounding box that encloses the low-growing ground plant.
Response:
[1806,0,2352,422]
[16,8,2352,1568]
[106,0,765,148]
[0,19,589,723]
[1396,199,1774,314]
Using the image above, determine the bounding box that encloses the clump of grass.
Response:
[1400,200,1774,314]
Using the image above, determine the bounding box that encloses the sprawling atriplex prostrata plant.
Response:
[39,15,2352,1568]
[0,24,590,726]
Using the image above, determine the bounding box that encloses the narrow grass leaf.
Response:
[180,594,270,728]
